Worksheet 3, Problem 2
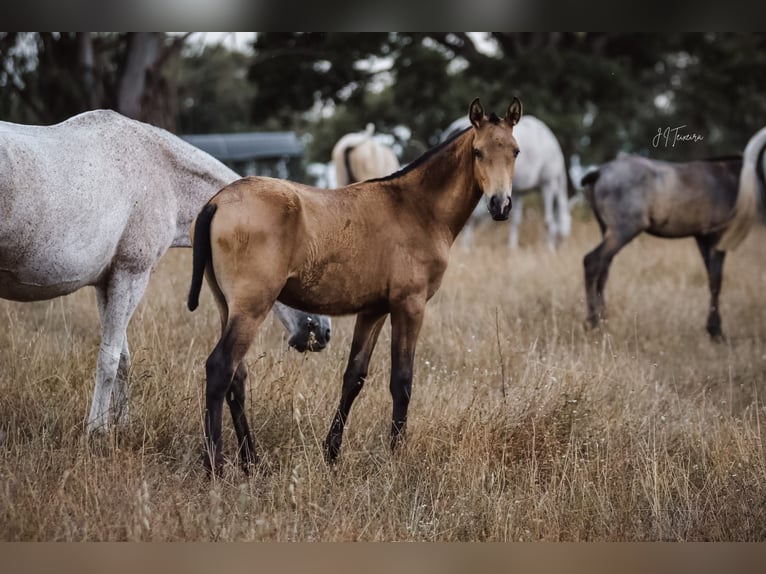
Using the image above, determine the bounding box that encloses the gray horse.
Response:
[581,154,743,339]
[0,110,331,432]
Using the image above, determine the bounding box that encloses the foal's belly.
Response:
[279,273,388,316]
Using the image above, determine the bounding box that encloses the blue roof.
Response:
[181,131,303,161]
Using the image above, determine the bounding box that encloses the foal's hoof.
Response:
[239,453,259,476]
[201,451,225,478]
[323,436,342,466]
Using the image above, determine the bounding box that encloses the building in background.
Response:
[181,131,304,180]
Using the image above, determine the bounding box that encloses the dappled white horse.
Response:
[0,110,331,432]
[443,115,571,250]
[331,123,400,186]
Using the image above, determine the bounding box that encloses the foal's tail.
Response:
[188,203,218,311]
[717,129,766,251]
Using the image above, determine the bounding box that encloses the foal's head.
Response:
[468,97,523,221]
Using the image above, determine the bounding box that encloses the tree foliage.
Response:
[0,32,187,130]
[2,33,765,169]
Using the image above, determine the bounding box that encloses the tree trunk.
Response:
[77,32,100,109]
[117,32,161,120]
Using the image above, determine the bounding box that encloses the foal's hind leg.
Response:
[204,311,265,475]
[226,363,256,473]
[324,311,387,463]
[695,235,727,341]
[583,231,634,326]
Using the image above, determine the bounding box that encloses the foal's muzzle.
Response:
[289,315,331,353]
[488,194,512,221]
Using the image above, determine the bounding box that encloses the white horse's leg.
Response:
[509,195,524,250]
[555,175,572,244]
[88,269,150,433]
[542,182,558,251]
[459,221,475,250]
[113,340,131,425]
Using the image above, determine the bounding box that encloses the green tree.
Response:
[0,32,188,130]
[170,42,256,134]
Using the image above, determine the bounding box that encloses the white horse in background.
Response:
[443,115,571,250]
[331,123,400,186]
[0,110,332,433]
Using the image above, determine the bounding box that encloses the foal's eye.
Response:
[473,148,484,160]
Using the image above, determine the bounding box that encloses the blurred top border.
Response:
[3,0,760,31]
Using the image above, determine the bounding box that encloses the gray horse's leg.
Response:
[695,235,727,341]
[88,269,151,433]
[584,231,635,326]
[509,195,524,250]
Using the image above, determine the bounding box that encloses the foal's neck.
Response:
[395,130,481,244]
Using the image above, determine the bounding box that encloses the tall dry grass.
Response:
[0,208,764,541]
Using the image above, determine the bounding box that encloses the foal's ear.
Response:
[506,97,523,126]
[469,98,485,128]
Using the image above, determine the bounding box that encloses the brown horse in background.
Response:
[188,97,523,474]
[331,123,400,186]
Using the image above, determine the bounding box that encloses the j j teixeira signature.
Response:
[653,125,705,148]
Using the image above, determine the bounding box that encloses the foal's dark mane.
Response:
[367,126,471,184]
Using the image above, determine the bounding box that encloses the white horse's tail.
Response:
[717,128,766,251]
[331,125,377,187]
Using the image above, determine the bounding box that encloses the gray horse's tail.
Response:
[717,132,766,251]
[343,146,358,184]
[188,203,217,311]
[580,169,600,189]
[580,169,606,232]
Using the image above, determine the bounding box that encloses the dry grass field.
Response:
[0,207,764,541]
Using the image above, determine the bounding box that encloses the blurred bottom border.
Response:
[3,542,766,574]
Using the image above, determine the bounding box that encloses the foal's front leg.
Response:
[324,311,387,463]
[389,296,426,452]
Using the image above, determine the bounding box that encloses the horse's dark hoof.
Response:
[323,435,342,465]
[390,422,407,453]
[584,317,600,330]
[201,451,224,478]
[239,452,258,476]
[708,331,726,343]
